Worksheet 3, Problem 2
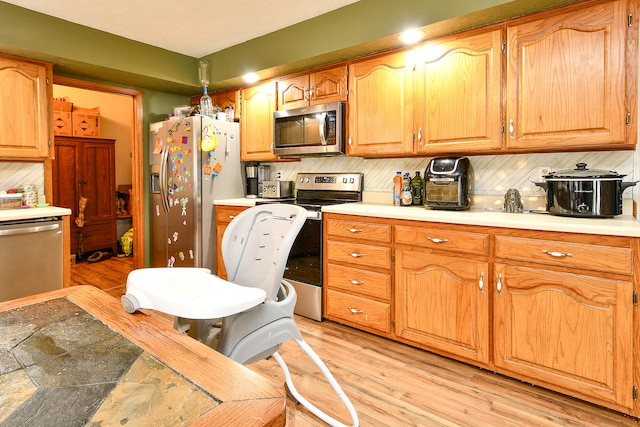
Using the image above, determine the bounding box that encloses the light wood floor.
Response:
[71,257,639,426]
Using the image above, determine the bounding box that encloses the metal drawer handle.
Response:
[428,237,448,243]
[229,215,235,219]
[349,252,365,258]
[348,307,364,314]
[347,227,363,233]
[479,272,485,294]
[349,279,364,285]
[497,273,503,296]
[542,250,572,258]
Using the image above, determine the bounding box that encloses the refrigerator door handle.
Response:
[159,145,170,213]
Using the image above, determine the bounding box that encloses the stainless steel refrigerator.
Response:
[149,116,244,270]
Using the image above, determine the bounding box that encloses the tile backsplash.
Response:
[2,150,635,211]
[0,162,45,195]
[265,150,635,209]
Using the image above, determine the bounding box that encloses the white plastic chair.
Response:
[122,204,359,427]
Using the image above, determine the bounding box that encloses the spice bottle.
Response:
[401,173,412,206]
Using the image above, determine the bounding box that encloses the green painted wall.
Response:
[0,0,581,95]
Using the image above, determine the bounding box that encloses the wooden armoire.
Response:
[52,136,117,257]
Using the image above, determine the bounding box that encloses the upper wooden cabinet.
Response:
[240,81,278,162]
[277,66,348,110]
[348,29,502,157]
[414,29,503,154]
[505,0,632,150]
[211,89,238,116]
[0,53,52,159]
[348,51,414,157]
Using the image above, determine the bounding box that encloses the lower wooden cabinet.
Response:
[493,263,634,410]
[395,251,489,364]
[324,214,393,335]
[323,213,639,416]
[214,205,248,279]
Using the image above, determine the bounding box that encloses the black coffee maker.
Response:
[424,157,472,210]
[245,165,258,198]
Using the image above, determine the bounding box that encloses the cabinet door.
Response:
[0,55,52,158]
[395,250,489,364]
[494,264,633,409]
[52,138,81,254]
[348,51,414,156]
[414,30,502,153]
[240,82,278,161]
[310,66,347,105]
[505,0,629,150]
[215,205,247,279]
[277,74,309,110]
[211,90,238,114]
[81,140,116,224]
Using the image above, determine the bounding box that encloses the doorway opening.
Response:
[51,76,144,271]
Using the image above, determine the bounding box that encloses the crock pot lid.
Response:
[545,162,624,179]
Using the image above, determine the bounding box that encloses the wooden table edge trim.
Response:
[0,286,286,424]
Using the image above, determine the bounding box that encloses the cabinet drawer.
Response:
[326,240,392,269]
[494,236,632,275]
[396,225,489,255]
[326,263,391,301]
[215,205,247,225]
[325,289,391,333]
[326,219,391,243]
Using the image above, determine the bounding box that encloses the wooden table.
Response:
[0,286,286,426]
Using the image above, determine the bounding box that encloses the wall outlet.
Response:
[537,166,552,182]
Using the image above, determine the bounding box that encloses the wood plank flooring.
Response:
[71,257,639,426]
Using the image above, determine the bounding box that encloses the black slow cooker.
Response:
[534,163,636,218]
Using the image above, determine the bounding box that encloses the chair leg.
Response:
[272,339,359,427]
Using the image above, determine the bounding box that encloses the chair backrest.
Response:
[221,204,306,300]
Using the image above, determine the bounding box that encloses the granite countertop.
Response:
[0,206,72,222]
[213,198,640,237]
[0,286,285,426]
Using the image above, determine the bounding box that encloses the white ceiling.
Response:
[2,0,360,58]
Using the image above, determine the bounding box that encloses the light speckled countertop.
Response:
[0,206,72,222]
[214,198,640,237]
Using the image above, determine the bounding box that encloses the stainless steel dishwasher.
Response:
[0,217,63,302]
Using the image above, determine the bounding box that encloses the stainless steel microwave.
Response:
[273,102,345,157]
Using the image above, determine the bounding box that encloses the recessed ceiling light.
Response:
[399,28,425,45]
[243,72,259,83]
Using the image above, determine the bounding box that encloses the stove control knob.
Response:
[342,177,348,184]
[305,177,310,183]
[349,177,355,183]
[299,177,304,183]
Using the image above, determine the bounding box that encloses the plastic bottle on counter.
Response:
[401,173,412,206]
[393,171,402,206]
[411,171,424,206]
[200,87,214,118]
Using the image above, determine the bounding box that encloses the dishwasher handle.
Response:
[0,223,60,236]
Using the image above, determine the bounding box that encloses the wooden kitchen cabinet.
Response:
[52,136,117,257]
[0,53,52,159]
[212,89,238,116]
[277,65,347,110]
[505,0,632,151]
[493,232,635,411]
[214,205,248,279]
[240,81,278,162]
[348,51,414,157]
[324,214,393,335]
[414,29,502,154]
[493,264,633,410]
[394,224,490,364]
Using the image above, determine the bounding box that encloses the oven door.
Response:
[284,215,323,321]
